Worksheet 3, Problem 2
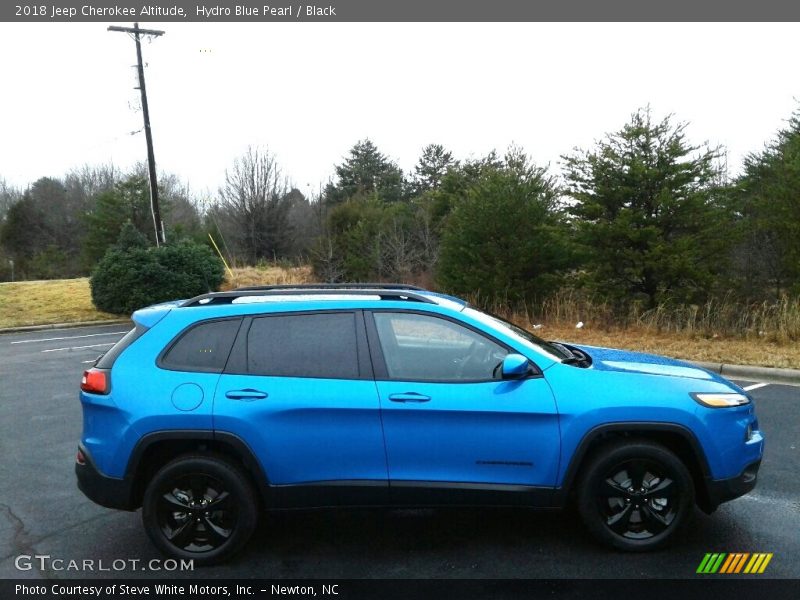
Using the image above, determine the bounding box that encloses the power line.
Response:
[108,22,166,246]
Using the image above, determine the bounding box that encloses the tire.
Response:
[576,440,694,551]
[142,454,258,565]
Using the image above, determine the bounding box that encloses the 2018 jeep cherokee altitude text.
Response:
[76,284,764,564]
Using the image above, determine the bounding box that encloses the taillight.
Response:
[81,369,108,394]
[76,449,86,465]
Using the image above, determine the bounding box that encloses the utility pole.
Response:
[108,22,166,246]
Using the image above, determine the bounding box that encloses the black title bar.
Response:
[4,579,800,600]
[4,0,800,22]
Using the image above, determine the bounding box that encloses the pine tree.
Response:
[562,107,730,308]
[438,150,572,303]
[324,139,404,204]
[411,144,457,195]
[733,108,800,298]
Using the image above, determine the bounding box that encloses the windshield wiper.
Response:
[551,342,592,367]
[560,356,585,365]
[549,341,577,360]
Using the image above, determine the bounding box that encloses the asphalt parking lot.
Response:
[0,323,797,580]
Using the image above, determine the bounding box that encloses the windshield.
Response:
[462,307,573,361]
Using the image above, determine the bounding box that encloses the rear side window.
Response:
[96,324,148,369]
[247,312,359,379]
[160,319,241,372]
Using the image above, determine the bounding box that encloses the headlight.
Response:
[691,392,750,408]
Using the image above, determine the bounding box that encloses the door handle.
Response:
[225,389,268,401]
[388,392,431,403]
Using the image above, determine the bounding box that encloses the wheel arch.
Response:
[125,430,270,509]
[555,422,715,513]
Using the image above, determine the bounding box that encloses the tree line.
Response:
[1,105,799,314]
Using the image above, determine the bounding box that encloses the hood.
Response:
[571,343,725,383]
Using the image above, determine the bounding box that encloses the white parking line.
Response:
[11,331,127,344]
[743,382,770,392]
[41,342,116,353]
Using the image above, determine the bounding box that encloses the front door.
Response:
[367,310,560,502]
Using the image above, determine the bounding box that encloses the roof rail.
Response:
[234,283,427,292]
[180,287,436,307]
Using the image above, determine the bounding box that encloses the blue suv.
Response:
[76,284,764,564]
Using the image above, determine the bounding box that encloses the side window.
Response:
[247,312,360,379]
[160,319,240,372]
[373,312,508,382]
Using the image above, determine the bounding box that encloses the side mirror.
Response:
[501,353,530,379]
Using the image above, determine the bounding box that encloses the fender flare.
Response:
[553,422,712,506]
[124,430,272,505]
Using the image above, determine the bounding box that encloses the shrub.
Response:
[311,196,386,282]
[90,224,224,314]
[437,161,573,304]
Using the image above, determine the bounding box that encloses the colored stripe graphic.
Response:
[744,553,774,574]
[696,553,713,573]
[758,554,773,573]
[733,553,750,573]
[719,553,750,573]
[700,552,772,574]
[719,554,736,573]
[697,553,727,573]
[744,554,760,573]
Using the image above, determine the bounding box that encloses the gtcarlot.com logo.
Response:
[14,554,194,572]
[696,552,773,574]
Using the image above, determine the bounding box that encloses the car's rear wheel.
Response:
[142,454,258,565]
[577,440,694,551]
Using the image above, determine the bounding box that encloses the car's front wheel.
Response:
[577,440,694,551]
[142,454,258,565]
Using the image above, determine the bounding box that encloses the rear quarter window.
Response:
[159,318,241,373]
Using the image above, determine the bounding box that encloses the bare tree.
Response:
[413,202,439,272]
[380,216,421,281]
[283,188,318,258]
[218,147,292,264]
[0,177,21,223]
[310,232,345,283]
[64,163,119,204]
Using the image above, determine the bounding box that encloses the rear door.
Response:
[213,310,388,503]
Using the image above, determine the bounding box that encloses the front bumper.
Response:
[705,459,760,511]
[75,444,136,511]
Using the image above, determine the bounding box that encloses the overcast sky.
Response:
[1,22,798,199]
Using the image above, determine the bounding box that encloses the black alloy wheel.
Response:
[157,473,236,551]
[577,440,694,551]
[142,454,258,565]
[597,458,678,539]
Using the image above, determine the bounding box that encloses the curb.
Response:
[0,319,129,334]
[692,361,800,387]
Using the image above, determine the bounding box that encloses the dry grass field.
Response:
[0,265,313,329]
[516,321,800,369]
[1,266,797,369]
[0,278,119,329]
[219,264,313,290]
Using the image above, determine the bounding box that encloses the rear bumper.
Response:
[75,444,136,511]
[705,459,760,511]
